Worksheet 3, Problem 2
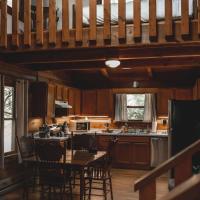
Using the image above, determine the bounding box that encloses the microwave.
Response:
[70,121,90,131]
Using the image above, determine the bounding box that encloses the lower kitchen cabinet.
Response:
[96,135,151,169]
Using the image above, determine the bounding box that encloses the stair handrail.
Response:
[134,139,200,200]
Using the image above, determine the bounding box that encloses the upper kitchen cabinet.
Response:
[174,88,193,100]
[82,90,97,115]
[55,84,69,101]
[29,82,55,119]
[157,89,174,116]
[97,89,114,117]
[63,87,68,101]
[68,88,81,115]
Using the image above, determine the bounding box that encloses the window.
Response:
[127,94,145,121]
[4,86,15,153]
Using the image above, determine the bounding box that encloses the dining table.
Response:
[24,149,107,200]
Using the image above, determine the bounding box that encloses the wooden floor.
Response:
[2,169,168,200]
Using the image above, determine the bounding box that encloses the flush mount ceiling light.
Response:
[105,59,120,68]
[133,81,139,88]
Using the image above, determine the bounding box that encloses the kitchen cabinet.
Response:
[63,87,68,101]
[96,135,151,169]
[82,90,97,115]
[68,88,81,115]
[157,89,174,116]
[55,84,63,100]
[29,82,55,119]
[174,88,193,100]
[97,89,114,117]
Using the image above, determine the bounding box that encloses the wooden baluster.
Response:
[75,0,83,44]
[104,0,111,44]
[24,0,31,47]
[133,0,141,41]
[118,0,126,43]
[165,0,173,38]
[181,0,189,36]
[198,0,200,34]
[49,0,56,45]
[149,0,157,41]
[36,0,43,45]
[139,180,156,200]
[89,0,97,44]
[174,155,192,186]
[12,0,19,47]
[0,0,7,48]
[62,0,69,44]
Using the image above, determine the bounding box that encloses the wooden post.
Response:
[62,0,69,44]
[89,0,97,43]
[49,0,56,45]
[0,0,7,48]
[75,0,83,44]
[165,0,173,38]
[181,0,189,36]
[12,0,19,47]
[174,155,192,186]
[24,0,31,47]
[36,0,43,45]
[118,0,126,43]
[0,75,5,169]
[104,0,111,43]
[149,0,157,40]
[139,180,156,200]
[133,0,141,41]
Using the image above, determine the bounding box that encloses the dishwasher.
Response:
[151,137,168,167]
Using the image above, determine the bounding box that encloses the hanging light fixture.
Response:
[105,59,120,68]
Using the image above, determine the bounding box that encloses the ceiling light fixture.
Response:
[105,59,120,68]
[133,81,139,88]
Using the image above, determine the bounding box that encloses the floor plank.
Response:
[2,168,168,200]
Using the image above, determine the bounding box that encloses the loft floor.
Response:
[2,169,168,200]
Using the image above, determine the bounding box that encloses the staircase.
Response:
[134,139,200,200]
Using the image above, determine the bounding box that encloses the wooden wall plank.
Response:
[49,0,56,45]
[181,0,189,36]
[104,0,111,42]
[134,0,141,39]
[89,0,97,42]
[12,0,19,47]
[24,0,31,46]
[149,0,157,39]
[0,0,7,48]
[75,0,83,43]
[62,0,69,44]
[165,0,173,37]
[118,0,126,42]
[36,0,43,45]
[198,0,200,34]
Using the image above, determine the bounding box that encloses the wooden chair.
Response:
[84,137,117,200]
[35,140,73,199]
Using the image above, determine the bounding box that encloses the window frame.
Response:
[4,85,16,155]
[126,94,145,121]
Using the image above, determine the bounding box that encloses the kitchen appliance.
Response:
[151,137,168,167]
[70,120,90,132]
[55,100,72,117]
[169,100,200,166]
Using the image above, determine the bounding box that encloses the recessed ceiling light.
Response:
[105,59,120,68]
[122,67,131,70]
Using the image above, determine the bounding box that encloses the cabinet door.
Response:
[74,89,81,115]
[82,90,97,115]
[63,87,68,101]
[68,88,75,115]
[55,84,63,100]
[47,84,55,118]
[97,89,113,117]
[114,141,132,167]
[174,88,193,100]
[96,136,111,151]
[132,142,150,168]
[157,89,174,116]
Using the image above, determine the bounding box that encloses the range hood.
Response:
[55,100,72,109]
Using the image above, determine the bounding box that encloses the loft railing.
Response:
[134,139,200,200]
[0,0,199,49]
